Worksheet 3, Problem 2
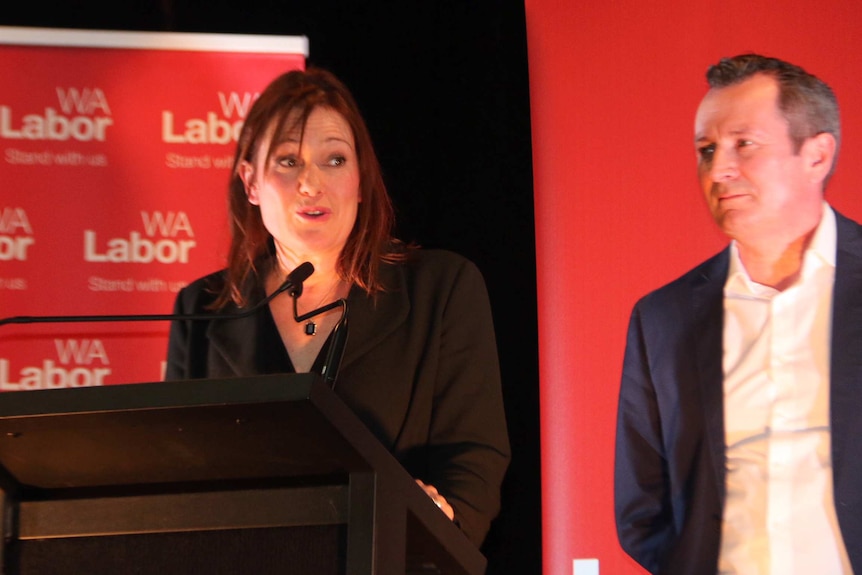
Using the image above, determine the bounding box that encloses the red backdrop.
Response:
[525,1,862,573]
[0,28,305,388]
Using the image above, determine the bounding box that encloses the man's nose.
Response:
[708,147,738,181]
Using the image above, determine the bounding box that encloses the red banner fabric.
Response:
[525,1,862,573]
[0,27,306,389]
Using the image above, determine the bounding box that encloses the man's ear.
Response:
[239,160,260,205]
[803,132,837,185]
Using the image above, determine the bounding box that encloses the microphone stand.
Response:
[1,259,351,388]
[292,293,349,390]
[0,262,315,327]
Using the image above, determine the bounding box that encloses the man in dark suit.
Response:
[614,54,862,574]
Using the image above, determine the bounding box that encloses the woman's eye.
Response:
[277,156,299,168]
[329,155,346,167]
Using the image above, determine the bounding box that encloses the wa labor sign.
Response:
[0,26,307,388]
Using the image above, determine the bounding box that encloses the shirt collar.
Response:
[725,201,836,296]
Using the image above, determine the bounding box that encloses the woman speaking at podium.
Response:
[164,67,510,547]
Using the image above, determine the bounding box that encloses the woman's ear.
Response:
[239,160,260,205]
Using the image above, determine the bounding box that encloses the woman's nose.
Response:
[298,163,322,196]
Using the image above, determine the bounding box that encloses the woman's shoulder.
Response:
[180,269,227,294]
[388,248,474,276]
[173,269,228,311]
[403,248,476,272]
[390,248,487,291]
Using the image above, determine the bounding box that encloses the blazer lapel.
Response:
[830,211,862,484]
[205,284,290,377]
[691,249,730,502]
[340,261,410,371]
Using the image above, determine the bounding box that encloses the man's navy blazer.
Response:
[615,209,862,574]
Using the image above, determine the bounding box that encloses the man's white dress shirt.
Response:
[719,205,853,574]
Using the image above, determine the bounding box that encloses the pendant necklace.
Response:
[303,280,342,336]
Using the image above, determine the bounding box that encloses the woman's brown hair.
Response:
[215,67,407,309]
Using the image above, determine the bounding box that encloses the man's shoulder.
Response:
[835,208,862,242]
[636,248,729,311]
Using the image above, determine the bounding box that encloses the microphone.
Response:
[0,262,315,327]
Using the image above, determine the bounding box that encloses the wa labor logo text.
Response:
[0,339,112,390]
[162,91,257,144]
[84,211,196,264]
[0,207,34,262]
[1,87,113,142]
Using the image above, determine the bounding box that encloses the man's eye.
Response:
[737,139,754,148]
[698,144,715,161]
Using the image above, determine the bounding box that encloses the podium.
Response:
[0,374,487,575]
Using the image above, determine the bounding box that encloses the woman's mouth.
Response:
[299,207,330,219]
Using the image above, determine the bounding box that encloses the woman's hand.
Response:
[415,479,455,521]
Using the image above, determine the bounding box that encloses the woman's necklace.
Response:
[302,280,342,336]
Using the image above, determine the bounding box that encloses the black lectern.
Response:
[0,374,487,575]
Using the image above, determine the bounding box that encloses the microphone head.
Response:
[280,261,314,297]
[289,261,314,284]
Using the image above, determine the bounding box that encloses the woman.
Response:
[165,67,509,547]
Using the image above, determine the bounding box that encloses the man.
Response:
[614,54,862,574]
